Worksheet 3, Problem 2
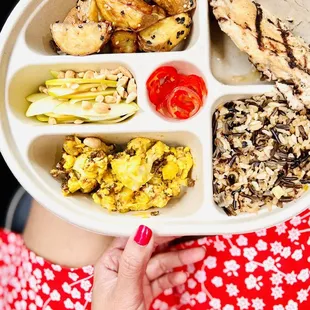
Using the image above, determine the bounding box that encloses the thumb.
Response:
[116,225,154,294]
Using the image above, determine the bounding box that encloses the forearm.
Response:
[23,200,113,267]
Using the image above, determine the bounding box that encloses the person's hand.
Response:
[92,225,205,310]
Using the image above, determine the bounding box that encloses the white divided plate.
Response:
[0,0,309,236]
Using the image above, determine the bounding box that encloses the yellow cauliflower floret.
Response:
[63,154,76,170]
[162,162,179,180]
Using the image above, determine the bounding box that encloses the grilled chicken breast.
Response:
[210,0,310,110]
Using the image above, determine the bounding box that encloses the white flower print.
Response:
[224,260,240,276]
[36,256,44,266]
[223,305,235,310]
[281,247,291,259]
[164,288,172,296]
[236,235,248,246]
[243,247,257,261]
[71,287,81,299]
[273,306,285,310]
[263,257,276,272]
[188,278,197,289]
[285,300,298,310]
[292,249,302,261]
[84,292,92,302]
[204,256,217,269]
[290,216,301,226]
[187,264,195,274]
[159,302,169,310]
[245,261,258,273]
[245,274,263,290]
[153,300,162,309]
[270,242,283,255]
[288,228,301,242]
[28,276,37,290]
[35,295,43,307]
[297,289,308,303]
[297,268,310,282]
[74,302,84,310]
[198,237,207,245]
[28,303,36,310]
[50,289,61,301]
[271,286,284,300]
[21,289,28,300]
[213,239,226,251]
[64,298,74,309]
[252,298,265,310]
[82,266,94,275]
[44,269,55,281]
[33,269,42,279]
[180,292,191,304]
[46,306,52,310]
[237,297,250,309]
[80,279,92,291]
[230,246,241,256]
[256,229,267,236]
[62,282,72,294]
[209,298,221,309]
[270,273,283,286]
[275,222,287,235]
[194,270,207,283]
[28,290,35,301]
[51,264,62,272]
[68,272,79,281]
[285,271,297,285]
[211,276,223,287]
[226,283,239,297]
[41,283,50,295]
[196,292,207,303]
[256,240,267,251]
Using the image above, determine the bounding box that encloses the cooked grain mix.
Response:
[213,90,310,216]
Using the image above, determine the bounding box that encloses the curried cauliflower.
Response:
[51,136,194,213]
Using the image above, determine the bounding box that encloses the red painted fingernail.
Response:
[134,225,152,246]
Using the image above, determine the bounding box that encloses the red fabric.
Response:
[0,209,310,310]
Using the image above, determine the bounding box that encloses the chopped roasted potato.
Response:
[63,7,80,24]
[111,31,138,53]
[95,0,166,31]
[51,22,112,56]
[152,0,196,15]
[138,13,192,52]
[64,0,101,23]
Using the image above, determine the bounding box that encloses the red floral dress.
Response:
[0,209,310,310]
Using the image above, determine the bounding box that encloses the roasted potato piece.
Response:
[96,0,166,31]
[51,22,112,56]
[152,0,196,15]
[63,7,80,24]
[138,13,192,52]
[64,0,101,23]
[111,31,138,53]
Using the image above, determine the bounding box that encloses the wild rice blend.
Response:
[213,90,310,216]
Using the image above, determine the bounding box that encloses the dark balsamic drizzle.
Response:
[254,2,264,50]
[277,20,297,69]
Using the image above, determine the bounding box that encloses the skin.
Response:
[23,201,206,308]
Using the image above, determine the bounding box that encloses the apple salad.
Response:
[26,67,139,124]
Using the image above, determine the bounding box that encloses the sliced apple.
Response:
[26,97,62,117]
[36,115,49,122]
[53,102,138,119]
[50,22,112,56]
[26,93,49,103]
[46,78,117,88]
[48,87,76,98]
[62,90,115,100]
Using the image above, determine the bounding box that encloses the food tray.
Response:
[0,0,309,236]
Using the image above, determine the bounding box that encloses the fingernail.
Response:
[134,225,152,246]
